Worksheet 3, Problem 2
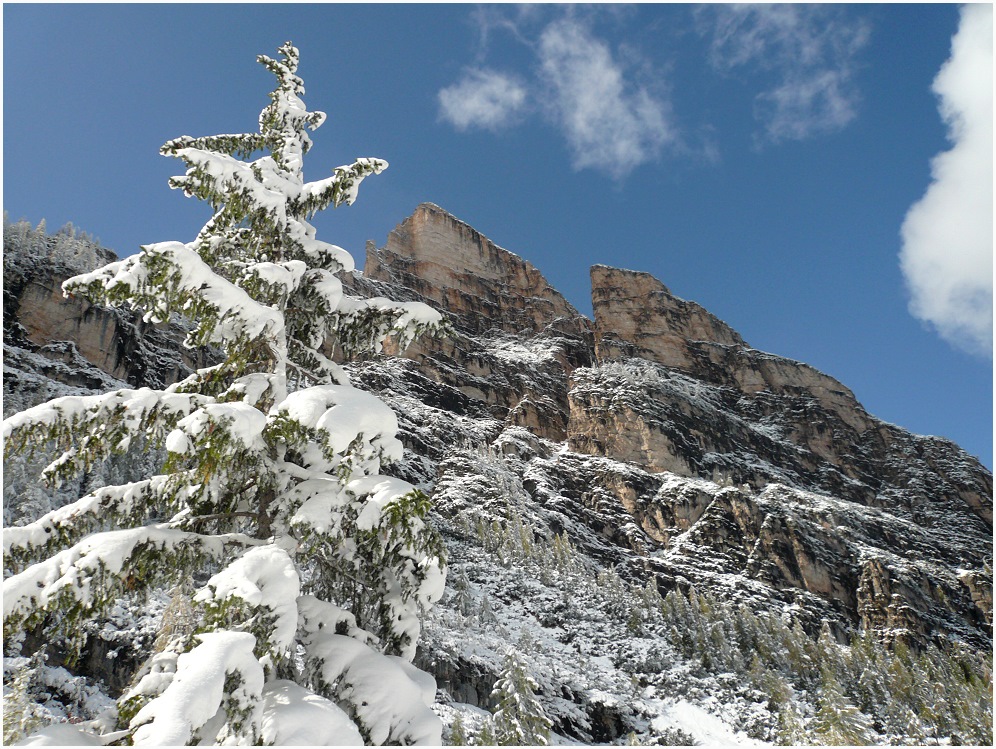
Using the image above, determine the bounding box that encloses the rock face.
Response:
[352,204,992,650]
[3,220,209,396]
[591,264,746,356]
[354,203,595,442]
[4,207,993,740]
[366,203,588,338]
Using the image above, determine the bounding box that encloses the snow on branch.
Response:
[269,384,404,476]
[3,40,447,747]
[65,240,284,353]
[195,545,301,659]
[129,631,264,745]
[2,525,260,634]
[161,132,266,161]
[3,475,180,568]
[299,157,389,215]
[2,387,210,486]
[300,629,441,745]
[334,295,445,358]
[260,680,363,745]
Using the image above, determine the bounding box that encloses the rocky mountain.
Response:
[3,209,992,744]
[352,203,992,648]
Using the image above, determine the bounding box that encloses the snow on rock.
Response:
[654,700,765,746]
[259,680,363,746]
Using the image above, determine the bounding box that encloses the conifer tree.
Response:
[449,712,468,746]
[490,648,553,746]
[476,717,498,746]
[452,569,474,617]
[812,668,873,745]
[3,42,446,745]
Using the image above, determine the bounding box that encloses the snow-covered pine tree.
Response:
[3,42,446,746]
[490,648,553,746]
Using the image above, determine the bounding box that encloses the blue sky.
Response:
[3,3,992,467]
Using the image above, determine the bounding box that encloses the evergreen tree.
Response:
[490,648,553,746]
[476,717,498,746]
[452,569,474,617]
[811,669,873,745]
[479,593,499,628]
[3,42,445,745]
[449,712,468,746]
[2,653,48,745]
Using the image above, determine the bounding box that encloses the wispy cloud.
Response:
[436,11,673,179]
[537,19,673,179]
[699,4,870,144]
[437,68,528,132]
[900,4,993,357]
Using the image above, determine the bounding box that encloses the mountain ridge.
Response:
[3,209,992,744]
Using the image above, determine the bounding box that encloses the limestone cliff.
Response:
[366,202,588,337]
[3,220,208,395]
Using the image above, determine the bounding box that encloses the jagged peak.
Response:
[364,204,585,335]
[398,202,532,270]
[590,263,671,296]
[590,263,746,350]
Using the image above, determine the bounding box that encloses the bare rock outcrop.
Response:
[354,203,594,441]
[354,206,990,650]
[590,264,869,431]
[577,267,992,529]
[591,264,745,353]
[366,202,589,338]
[3,221,209,392]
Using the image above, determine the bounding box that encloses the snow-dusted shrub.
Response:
[3,42,445,745]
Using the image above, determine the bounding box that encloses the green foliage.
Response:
[449,712,468,746]
[304,488,446,656]
[459,502,992,745]
[476,717,497,746]
[812,669,872,745]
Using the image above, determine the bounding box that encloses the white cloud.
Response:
[537,19,673,179]
[900,4,993,357]
[436,12,673,179]
[701,5,869,143]
[437,68,527,132]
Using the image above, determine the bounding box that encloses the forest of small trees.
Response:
[441,503,992,746]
